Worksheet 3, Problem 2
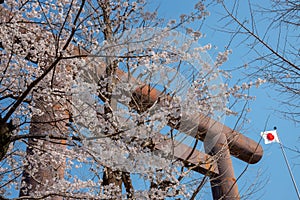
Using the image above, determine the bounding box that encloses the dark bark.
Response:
[0,119,14,161]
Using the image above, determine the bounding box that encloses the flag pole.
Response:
[276,127,300,200]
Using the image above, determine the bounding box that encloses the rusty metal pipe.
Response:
[206,132,240,200]
[132,86,263,164]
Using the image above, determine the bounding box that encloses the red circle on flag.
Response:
[267,133,275,141]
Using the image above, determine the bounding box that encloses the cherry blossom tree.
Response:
[0,0,262,199]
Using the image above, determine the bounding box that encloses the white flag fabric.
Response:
[261,130,280,144]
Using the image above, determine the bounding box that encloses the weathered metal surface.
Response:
[132,85,263,164]
[153,132,219,176]
[205,132,240,200]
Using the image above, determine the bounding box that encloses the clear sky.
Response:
[155,0,300,199]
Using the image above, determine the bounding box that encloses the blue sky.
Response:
[155,0,300,199]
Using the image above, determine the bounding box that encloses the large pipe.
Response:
[132,86,263,164]
[153,132,219,176]
[206,132,240,200]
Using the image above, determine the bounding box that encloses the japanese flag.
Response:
[261,130,280,144]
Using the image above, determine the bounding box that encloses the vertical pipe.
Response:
[205,131,240,200]
[19,65,71,199]
[19,101,68,200]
